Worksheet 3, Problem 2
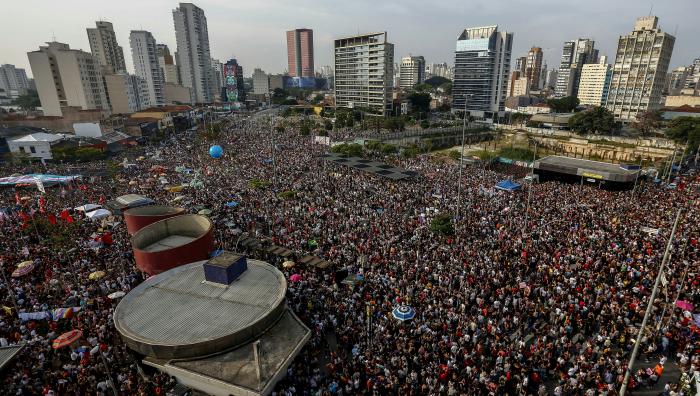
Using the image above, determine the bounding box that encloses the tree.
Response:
[567,106,616,135]
[510,112,531,126]
[546,96,580,113]
[665,116,700,149]
[632,110,662,137]
[380,144,397,154]
[384,117,405,132]
[11,90,40,111]
[430,214,454,235]
[424,76,450,88]
[408,92,431,113]
[438,81,452,95]
[448,150,461,161]
[420,119,430,129]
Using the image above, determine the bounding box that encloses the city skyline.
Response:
[2,0,699,79]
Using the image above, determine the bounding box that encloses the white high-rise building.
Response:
[157,44,180,85]
[577,62,612,106]
[606,16,675,121]
[555,39,597,98]
[87,21,126,74]
[27,41,109,117]
[252,68,269,95]
[211,59,224,101]
[0,64,32,98]
[173,3,215,103]
[129,31,165,107]
[334,32,394,115]
[104,73,149,114]
[452,25,512,119]
[399,55,425,90]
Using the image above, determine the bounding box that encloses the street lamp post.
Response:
[455,94,472,239]
[619,209,682,395]
[523,140,538,235]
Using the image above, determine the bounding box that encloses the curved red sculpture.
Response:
[124,205,185,235]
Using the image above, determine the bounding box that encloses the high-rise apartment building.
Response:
[223,59,244,103]
[525,47,543,90]
[157,44,180,84]
[104,73,149,114]
[87,21,126,74]
[577,61,612,106]
[555,39,597,98]
[452,25,512,118]
[0,64,32,98]
[27,42,109,117]
[682,58,700,94]
[211,59,224,101]
[286,29,314,78]
[426,63,452,79]
[511,76,530,97]
[545,69,558,89]
[399,55,425,90]
[606,16,675,121]
[334,32,394,115]
[252,68,269,95]
[173,2,215,103]
[514,56,527,74]
[129,31,165,107]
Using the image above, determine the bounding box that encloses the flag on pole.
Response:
[34,177,46,194]
[15,192,20,205]
[39,196,46,214]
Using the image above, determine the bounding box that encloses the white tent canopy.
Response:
[74,204,102,213]
[85,209,111,220]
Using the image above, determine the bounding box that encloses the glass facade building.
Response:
[452,26,512,119]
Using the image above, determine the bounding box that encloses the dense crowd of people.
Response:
[0,112,698,395]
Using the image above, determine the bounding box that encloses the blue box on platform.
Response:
[203,252,247,285]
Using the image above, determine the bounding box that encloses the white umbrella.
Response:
[74,204,102,212]
[86,209,112,220]
[108,291,126,299]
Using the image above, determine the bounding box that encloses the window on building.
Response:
[29,146,36,153]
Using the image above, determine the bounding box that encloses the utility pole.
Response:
[523,140,538,235]
[619,209,682,395]
[455,94,471,240]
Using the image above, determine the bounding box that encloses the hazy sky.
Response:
[2,0,698,78]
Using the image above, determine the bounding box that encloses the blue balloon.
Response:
[209,145,223,159]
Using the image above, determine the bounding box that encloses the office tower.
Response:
[555,38,597,98]
[253,68,269,95]
[399,55,425,90]
[0,64,32,98]
[173,2,215,103]
[334,32,394,115]
[286,28,314,78]
[27,42,109,117]
[129,31,165,107]
[546,69,558,89]
[157,44,180,84]
[682,58,700,94]
[540,62,548,90]
[525,47,543,90]
[511,76,530,97]
[87,21,126,74]
[666,67,688,96]
[577,61,612,106]
[452,25,513,118]
[211,59,224,100]
[606,16,675,121]
[514,56,526,74]
[104,73,149,113]
[223,59,244,102]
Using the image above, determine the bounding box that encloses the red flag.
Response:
[15,192,21,205]
[99,195,105,204]
[18,211,30,223]
[59,209,74,224]
[47,213,57,225]
[39,197,46,214]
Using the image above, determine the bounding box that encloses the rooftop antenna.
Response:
[673,25,678,37]
[52,31,56,42]
[648,4,653,16]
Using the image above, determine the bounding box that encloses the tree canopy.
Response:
[665,116,700,149]
[546,96,579,113]
[408,92,431,113]
[11,90,40,111]
[632,110,662,136]
[567,106,616,135]
[425,76,450,88]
